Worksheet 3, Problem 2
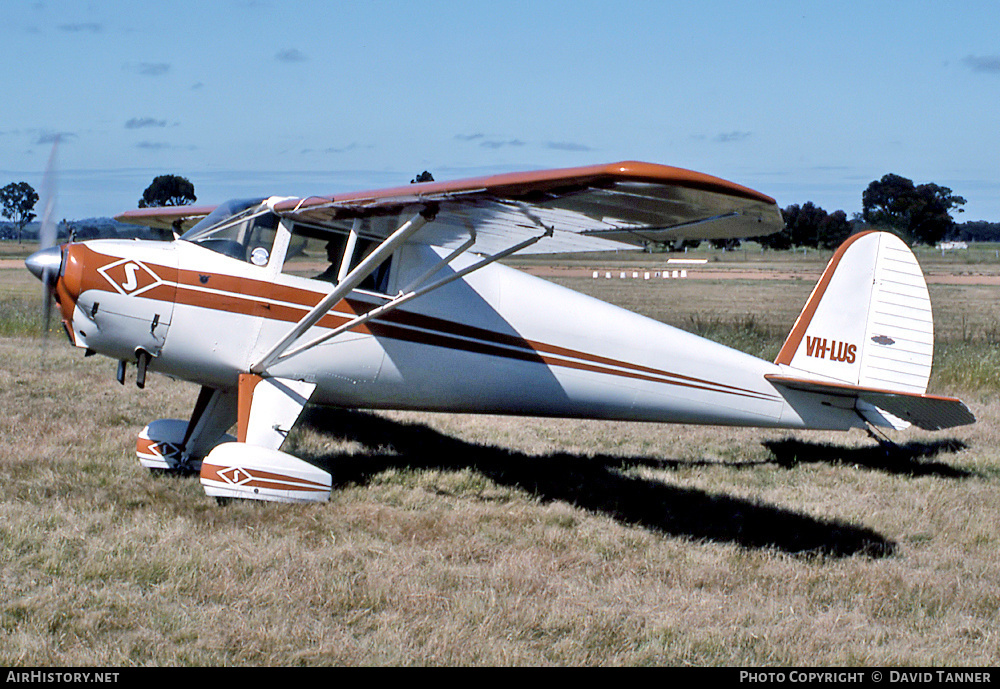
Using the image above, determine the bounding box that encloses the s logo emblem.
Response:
[98,258,164,297]
[121,263,141,292]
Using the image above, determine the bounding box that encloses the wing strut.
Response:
[250,210,431,374]
[337,218,362,283]
[261,227,550,370]
[398,228,477,295]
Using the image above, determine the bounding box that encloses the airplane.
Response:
[24,161,975,504]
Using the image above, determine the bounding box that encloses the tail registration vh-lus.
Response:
[25,161,974,503]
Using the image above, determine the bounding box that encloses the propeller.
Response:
[24,136,61,338]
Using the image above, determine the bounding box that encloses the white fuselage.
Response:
[59,237,861,432]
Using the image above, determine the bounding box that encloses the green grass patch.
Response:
[933,342,1000,393]
[684,313,782,361]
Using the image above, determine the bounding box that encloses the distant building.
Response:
[937,241,968,250]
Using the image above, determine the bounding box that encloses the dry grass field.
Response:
[1,241,999,666]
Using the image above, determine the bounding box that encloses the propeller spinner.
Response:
[25,245,62,283]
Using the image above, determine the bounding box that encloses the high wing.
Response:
[117,204,218,233]
[117,161,782,254]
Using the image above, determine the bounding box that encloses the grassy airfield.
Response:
[0,241,998,666]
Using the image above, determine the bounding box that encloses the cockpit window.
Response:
[181,198,277,265]
[282,222,393,294]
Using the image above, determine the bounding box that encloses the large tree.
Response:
[1,181,39,243]
[862,174,965,245]
[138,174,196,208]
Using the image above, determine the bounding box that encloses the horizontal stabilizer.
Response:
[766,374,975,431]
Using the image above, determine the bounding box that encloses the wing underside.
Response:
[117,161,782,254]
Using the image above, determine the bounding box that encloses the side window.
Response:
[188,209,278,265]
[282,224,392,294]
[280,227,333,279]
[350,238,393,293]
[313,234,349,282]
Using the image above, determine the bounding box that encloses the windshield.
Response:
[182,198,265,239]
[180,198,278,264]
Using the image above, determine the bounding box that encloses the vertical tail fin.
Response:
[773,231,943,429]
[775,231,933,393]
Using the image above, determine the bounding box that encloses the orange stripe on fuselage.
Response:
[174,268,372,333]
[78,247,778,402]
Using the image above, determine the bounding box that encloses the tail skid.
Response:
[770,231,973,431]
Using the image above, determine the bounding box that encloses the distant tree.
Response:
[818,209,853,249]
[710,238,741,250]
[665,239,701,252]
[953,220,1000,243]
[861,173,913,232]
[910,182,967,246]
[753,224,792,250]
[0,181,39,243]
[138,174,196,208]
[785,202,822,248]
[761,202,853,250]
[862,174,965,245]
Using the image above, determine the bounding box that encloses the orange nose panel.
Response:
[56,243,84,326]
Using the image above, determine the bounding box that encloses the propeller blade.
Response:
[42,286,53,338]
[38,136,60,337]
[38,136,59,250]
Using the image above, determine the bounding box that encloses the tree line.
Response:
[1,172,988,247]
[751,173,970,250]
[0,175,197,242]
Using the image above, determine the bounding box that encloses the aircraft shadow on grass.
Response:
[760,437,972,479]
[298,408,910,559]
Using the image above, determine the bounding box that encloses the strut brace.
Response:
[250,206,552,374]
[250,210,430,373]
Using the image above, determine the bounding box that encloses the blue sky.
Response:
[2,0,999,222]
